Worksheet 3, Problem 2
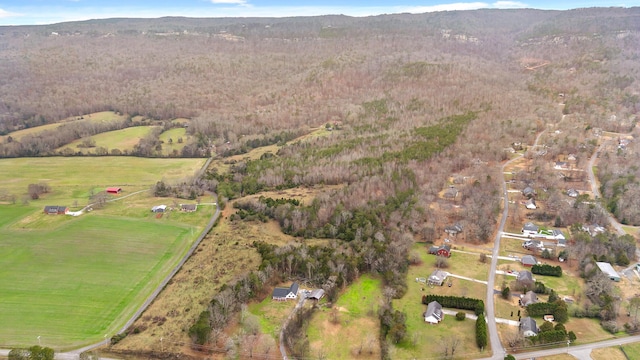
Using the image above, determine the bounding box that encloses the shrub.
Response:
[456,311,466,321]
[601,320,619,334]
[476,313,488,349]
[532,264,562,277]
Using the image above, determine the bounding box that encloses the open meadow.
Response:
[57,126,161,155]
[0,156,206,203]
[0,156,210,349]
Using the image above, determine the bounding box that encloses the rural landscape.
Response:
[1,6,640,360]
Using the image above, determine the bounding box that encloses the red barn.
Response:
[106,187,122,194]
[428,244,452,258]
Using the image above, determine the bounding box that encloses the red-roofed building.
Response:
[106,187,122,194]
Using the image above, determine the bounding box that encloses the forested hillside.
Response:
[1,7,639,357]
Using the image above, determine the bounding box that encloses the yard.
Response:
[306,275,382,359]
[391,244,489,359]
[622,342,640,358]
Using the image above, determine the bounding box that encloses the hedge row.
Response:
[531,264,562,277]
[476,313,488,349]
[422,294,485,315]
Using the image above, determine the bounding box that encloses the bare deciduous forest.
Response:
[2,7,640,358]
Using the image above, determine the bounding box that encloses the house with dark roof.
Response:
[521,255,537,267]
[272,282,299,301]
[520,317,539,337]
[424,301,444,324]
[520,290,538,306]
[444,186,459,200]
[566,189,579,198]
[522,222,539,236]
[444,223,463,236]
[43,205,68,215]
[428,244,451,258]
[181,204,197,212]
[428,269,448,286]
[517,270,534,283]
[522,186,536,198]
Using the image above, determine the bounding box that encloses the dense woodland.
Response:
[1,7,640,358]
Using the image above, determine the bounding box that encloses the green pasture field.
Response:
[0,111,127,143]
[0,207,196,349]
[0,157,206,203]
[57,126,161,154]
[158,128,189,156]
[307,275,382,359]
[622,342,640,358]
[249,290,297,338]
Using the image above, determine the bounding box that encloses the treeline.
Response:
[421,294,485,316]
[531,264,562,277]
[526,300,569,323]
[152,178,218,200]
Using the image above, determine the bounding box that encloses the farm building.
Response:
[106,187,122,194]
[43,205,68,215]
[272,282,299,301]
[596,262,620,282]
[424,301,444,324]
[151,205,167,213]
[307,289,325,300]
[428,244,451,258]
[181,204,197,212]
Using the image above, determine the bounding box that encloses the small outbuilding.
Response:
[525,198,537,210]
[596,262,620,282]
[151,205,167,213]
[106,187,122,194]
[307,289,325,301]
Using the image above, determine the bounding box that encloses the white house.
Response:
[424,301,444,324]
[520,317,539,337]
[522,222,539,236]
[272,282,299,301]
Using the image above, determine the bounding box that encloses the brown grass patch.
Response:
[591,347,626,360]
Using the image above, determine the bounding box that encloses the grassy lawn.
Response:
[535,354,577,360]
[622,342,640,358]
[249,293,297,338]
[307,275,382,360]
[536,274,583,297]
[0,157,206,202]
[494,293,523,320]
[591,347,626,360]
[0,212,195,349]
[564,318,615,344]
[58,126,161,154]
[158,128,189,156]
[391,244,488,359]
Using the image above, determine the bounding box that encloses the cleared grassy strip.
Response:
[591,347,626,360]
[307,275,381,359]
[57,126,161,154]
[622,342,640,358]
[0,212,195,349]
[158,128,189,156]
[1,111,126,142]
[0,157,206,200]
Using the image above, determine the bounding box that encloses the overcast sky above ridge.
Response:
[0,0,637,26]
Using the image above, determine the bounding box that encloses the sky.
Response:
[0,0,638,26]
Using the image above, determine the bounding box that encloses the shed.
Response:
[428,244,451,258]
[151,205,167,213]
[106,187,122,194]
[596,262,620,282]
[307,289,325,300]
[525,198,537,210]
